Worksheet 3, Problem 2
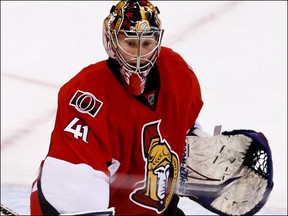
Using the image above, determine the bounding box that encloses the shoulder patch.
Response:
[69,90,103,117]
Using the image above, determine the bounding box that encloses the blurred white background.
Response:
[1,1,287,214]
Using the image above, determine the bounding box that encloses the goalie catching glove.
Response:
[176,129,273,215]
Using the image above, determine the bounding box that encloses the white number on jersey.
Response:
[64,117,89,143]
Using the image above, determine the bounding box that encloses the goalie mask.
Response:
[103,0,164,95]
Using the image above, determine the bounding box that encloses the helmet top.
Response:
[109,0,161,33]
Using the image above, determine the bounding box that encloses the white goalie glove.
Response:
[176,128,274,215]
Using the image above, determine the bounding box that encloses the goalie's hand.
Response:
[176,129,273,216]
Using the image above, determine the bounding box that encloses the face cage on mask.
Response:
[111,29,164,76]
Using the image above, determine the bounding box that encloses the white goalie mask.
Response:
[103,0,164,95]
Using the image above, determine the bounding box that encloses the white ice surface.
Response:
[1,1,287,215]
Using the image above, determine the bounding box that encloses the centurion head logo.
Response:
[130,120,179,213]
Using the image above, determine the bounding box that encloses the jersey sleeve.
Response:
[158,47,204,131]
[49,79,112,173]
[40,66,114,213]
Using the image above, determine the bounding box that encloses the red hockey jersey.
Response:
[30,47,203,215]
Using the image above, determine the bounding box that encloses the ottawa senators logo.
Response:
[69,90,103,117]
[130,120,179,213]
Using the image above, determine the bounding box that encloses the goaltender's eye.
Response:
[125,40,137,48]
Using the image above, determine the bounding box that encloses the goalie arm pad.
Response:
[176,129,273,216]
